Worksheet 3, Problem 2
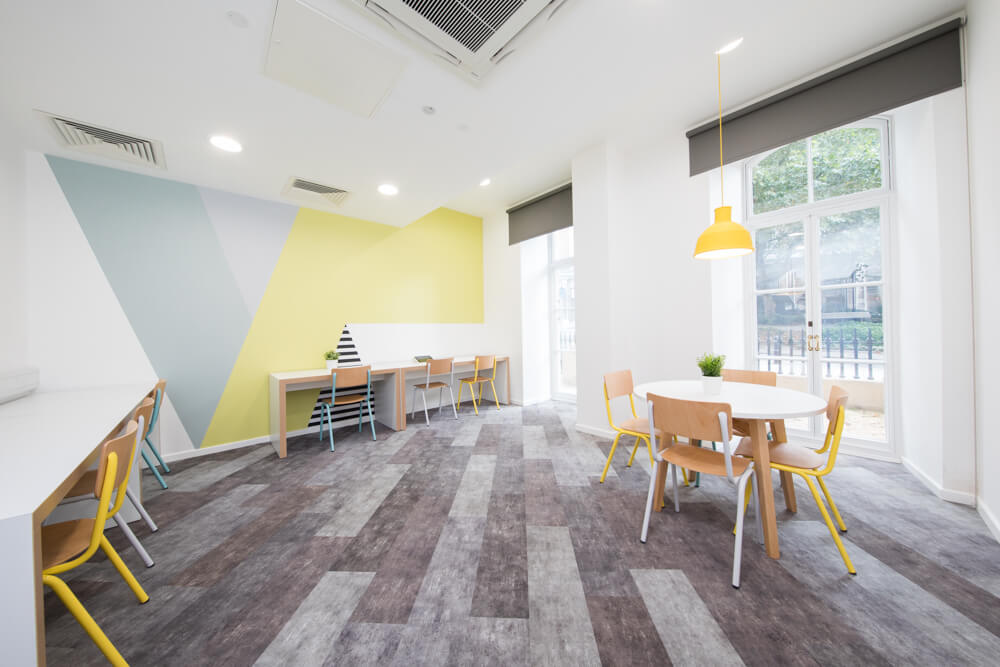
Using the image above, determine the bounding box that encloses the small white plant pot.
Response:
[702,376,722,395]
[326,359,338,370]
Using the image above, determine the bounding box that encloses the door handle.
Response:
[807,334,820,352]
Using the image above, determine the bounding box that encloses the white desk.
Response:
[633,380,826,560]
[269,356,511,458]
[0,384,152,666]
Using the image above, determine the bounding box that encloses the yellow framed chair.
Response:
[42,419,150,666]
[640,393,761,588]
[600,370,658,483]
[735,385,856,574]
[457,355,500,415]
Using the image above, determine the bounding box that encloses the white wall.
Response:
[709,163,748,369]
[966,0,1000,539]
[573,135,713,434]
[0,138,26,370]
[892,89,975,504]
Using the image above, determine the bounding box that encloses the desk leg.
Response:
[0,513,44,666]
[750,419,780,559]
[504,359,511,405]
[268,376,288,459]
[769,420,797,513]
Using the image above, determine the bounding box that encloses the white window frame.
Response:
[741,117,900,460]
[548,230,575,403]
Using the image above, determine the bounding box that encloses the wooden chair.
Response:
[140,379,171,489]
[457,355,500,415]
[43,420,150,666]
[319,365,376,451]
[59,398,158,567]
[735,385,856,574]
[640,393,761,588]
[599,370,659,483]
[721,369,777,437]
[411,357,458,425]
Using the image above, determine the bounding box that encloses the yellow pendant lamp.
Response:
[694,39,753,260]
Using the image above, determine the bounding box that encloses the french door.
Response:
[748,197,892,455]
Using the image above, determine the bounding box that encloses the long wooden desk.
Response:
[0,384,153,666]
[268,356,510,458]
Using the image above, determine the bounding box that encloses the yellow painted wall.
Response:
[202,206,483,447]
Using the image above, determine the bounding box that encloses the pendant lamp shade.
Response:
[694,45,754,260]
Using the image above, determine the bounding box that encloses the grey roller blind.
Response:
[687,19,963,176]
[506,184,572,245]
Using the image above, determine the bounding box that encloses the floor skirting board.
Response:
[902,457,976,506]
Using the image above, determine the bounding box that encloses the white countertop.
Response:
[270,355,508,381]
[633,379,827,420]
[0,384,150,520]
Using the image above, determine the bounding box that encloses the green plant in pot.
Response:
[697,353,726,395]
[324,350,340,371]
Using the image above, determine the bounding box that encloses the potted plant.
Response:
[697,353,725,395]
[324,350,340,370]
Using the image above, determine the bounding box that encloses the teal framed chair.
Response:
[319,365,376,451]
[141,379,171,489]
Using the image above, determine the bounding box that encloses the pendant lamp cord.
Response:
[718,53,724,206]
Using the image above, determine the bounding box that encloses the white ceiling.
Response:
[0,0,966,226]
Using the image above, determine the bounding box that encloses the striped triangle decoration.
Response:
[308,324,373,430]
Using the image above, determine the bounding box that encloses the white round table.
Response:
[632,379,826,560]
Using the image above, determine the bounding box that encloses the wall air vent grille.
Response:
[38,112,165,168]
[402,0,525,53]
[283,177,350,206]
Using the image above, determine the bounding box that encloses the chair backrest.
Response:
[473,355,496,380]
[816,386,849,469]
[647,392,739,482]
[333,365,372,393]
[93,418,142,501]
[721,369,777,386]
[146,379,167,431]
[133,397,155,441]
[426,357,454,384]
[603,369,634,400]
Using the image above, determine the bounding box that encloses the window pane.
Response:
[811,127,882,201]
[818,208,882,285]
[755,222,806,290]
[554,265,575,395]
[756,291,809,378]
[752,140,807,214]
[550,226,574,261]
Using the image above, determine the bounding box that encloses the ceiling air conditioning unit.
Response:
[345,0,570,82]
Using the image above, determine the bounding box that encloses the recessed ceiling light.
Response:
[715,37,743,55]
[226,10,249,29]
[422,106,436,115]
[378,183,399,196]
[479,178,491,187]
[209,135,242,153]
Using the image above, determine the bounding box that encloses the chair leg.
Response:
[732,471,752,589]
[471,383,479,415]
[817,476,847,532]
[750,474,763,545]
[145,436,171,473]
[99,534,150,603]
[490,379,501,410]
[626,436,641,467]
[422,390,430,425]
[640,461,661,543]
[600,433,622,483]
[438,387,444,416]
[642,435,655,467]
[803,476,856,574]
[358,403,363,432]
[671,463,680,513]
[367,399,376,441]
[456,382,464,413]
[112,514,154,568]
[411,387,417,419]
[318,404,325,442]
[43,574,129,667]
[125,487,157,532]
[448,386,458,419]
[140,449,168,490]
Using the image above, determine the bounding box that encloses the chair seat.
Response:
[660,443,751,477]
[734,438,826,470]
[618,417,663,437]
[414,381,448,390]
[322,394,365,406]
[460,377,491,384]
[41,519,95,570]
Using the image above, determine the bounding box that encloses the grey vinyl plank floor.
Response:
[43,403,1000,666]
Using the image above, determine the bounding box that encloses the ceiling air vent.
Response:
[344,0,570,81]
[37,111,165,168]
[282,177,350,206]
